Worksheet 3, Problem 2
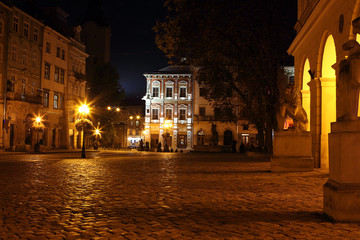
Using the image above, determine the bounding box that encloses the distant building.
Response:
[143,65,257,151]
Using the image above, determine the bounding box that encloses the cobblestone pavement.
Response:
[0,151,360,239]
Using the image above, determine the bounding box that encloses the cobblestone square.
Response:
[0,151,360,239]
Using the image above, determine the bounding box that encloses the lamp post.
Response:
[33,115,43,152]
[78,103,89,158]
[162,120,173,152]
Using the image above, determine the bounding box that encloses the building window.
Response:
[60,69,65,84]
[43,91,49,108]
[179,87,186,98]
[0,19,4,35]
[152,87,159,97]
[21,78,26,96]
[54,67,59,82]
[199,107,206,116]
[56,47,60,58]
[179,109,186,120]
[22,50,27,65]
[13,17,18,32]
[23,22,29,37]
[46,42,50,53]
[61,49,65,60]
[33,28,38,42]
[165,109,172,119]
[44,63,50,79]
[152,109,159,120]
[12,45,17,61]
[53,93,59,109]
[166,87,173,98]
[59,94,63,109]
[32,54,36,68]
[136,120,139,127]
[199,88,206,97]
[0,44,3,63]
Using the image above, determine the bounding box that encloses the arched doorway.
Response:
[223,130,233,145]
[301,58,311,131]
[24,114,33,145]
[319,34,337,168]
[197,130,205,145]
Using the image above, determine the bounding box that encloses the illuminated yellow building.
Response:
[3,6,44,150]
[288,0,360,168]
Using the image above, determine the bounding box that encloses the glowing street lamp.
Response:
[129,116,133,120]
[78,103,90,158]
[116,107,120,112]
[33,115,44,152]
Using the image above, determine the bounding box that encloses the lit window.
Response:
[13,17,18,32]
[53,93,58,109]
[152,87,159,97]
[60,69,65,84]
[43,91,49,108]
[33,28,38,42]
[23,22,29,37]
[54,67,59,82]
[179,109,186,120]
[179,87,186,98]
[165,109,172,119]
[46,42,50,53]
[152,109,159,120]
[136,120,139,126]
[166,87,173,98]
[44,63,50,79]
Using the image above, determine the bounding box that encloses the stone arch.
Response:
[301,57,311,131]
[223,130,233,146]
[317,33,337,168]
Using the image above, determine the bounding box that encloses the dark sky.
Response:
[13,0,297,97]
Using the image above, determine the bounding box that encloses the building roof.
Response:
[145,65,191,75]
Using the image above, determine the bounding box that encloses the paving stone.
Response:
[0,152,360,239]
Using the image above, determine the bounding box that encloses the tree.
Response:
[88,63,125,107]
[154,0,295,152]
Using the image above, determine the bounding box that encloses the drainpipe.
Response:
[2,9,10,149]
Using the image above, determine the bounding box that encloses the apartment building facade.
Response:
[143,65,257,151]
[0,3,88,151]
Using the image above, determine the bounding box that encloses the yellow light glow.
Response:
[95,129,100,134]
[116,108,120,112]
[129,116,133,120]
[136,115,140,119]
[78,104,89,114]
[107,106,111,110]
[35,117,41,123]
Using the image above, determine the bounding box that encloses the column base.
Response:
[271,156,313,172]
[324,179,360,221]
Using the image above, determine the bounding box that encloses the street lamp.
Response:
[162,120,173,152]
[33,115,44,152]
[78,103,90,158]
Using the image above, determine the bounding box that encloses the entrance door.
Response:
[10,124,14,147]
[178,134,187,148]
[223,130,233,145]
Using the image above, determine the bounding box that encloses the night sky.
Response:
[13,0,297,97]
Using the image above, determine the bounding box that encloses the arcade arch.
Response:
[319,34,337,168]
[301,58,311,131]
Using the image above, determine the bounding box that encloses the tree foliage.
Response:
[88,63,125,107]
[154,0,294,152]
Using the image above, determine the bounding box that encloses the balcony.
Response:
[71,72,86,82]
[194,115,216,122]
[7,92,42,104]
